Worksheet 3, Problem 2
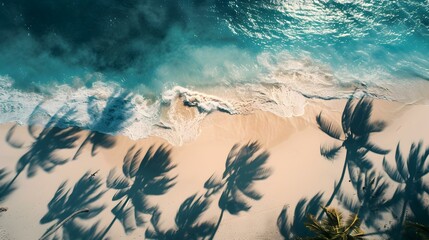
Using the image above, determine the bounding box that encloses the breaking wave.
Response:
[1,49,428,145]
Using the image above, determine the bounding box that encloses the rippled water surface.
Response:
[0,0,428,140]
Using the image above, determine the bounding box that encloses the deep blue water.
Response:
[0,0,428,95]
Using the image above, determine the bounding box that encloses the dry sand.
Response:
[0,98,428,239]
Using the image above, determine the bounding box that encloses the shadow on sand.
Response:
[316,96,390,211]
[100,144,177,239]
[277,192,324,239]
[204,141,272,240]
[73,91,134,160]
[0,168,16,202]
[146,193,215,239]
[277,96,429,239]
[39,171,106,240]
[3,105,81,198]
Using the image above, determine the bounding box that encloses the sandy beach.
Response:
[0,97,428,239]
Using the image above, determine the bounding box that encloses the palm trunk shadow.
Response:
[319,158,348,220]
[209,208,225,240]
[73,134,91,160]
[99,197,131,240]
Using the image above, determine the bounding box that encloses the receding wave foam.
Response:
[1,50,429,145]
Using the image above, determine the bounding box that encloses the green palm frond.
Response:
[305,208,366,240]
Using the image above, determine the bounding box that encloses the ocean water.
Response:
[0,0,428,143]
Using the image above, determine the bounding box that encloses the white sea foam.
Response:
[162,86,238,114]
[1,50,428,145]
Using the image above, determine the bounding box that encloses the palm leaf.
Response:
[365,120,386,133]
[204,174,224,197]
[322,207,342,230]
[320,143,343,160]
[341,97,355,133]
[305,215,331,238]
[175,194,210,229]
[277,207,292,239]
[336,189,359,213]
[350,97,373,136]
[383,157,404,183]
[344,213,362,235]
[406,221,429,240]
[316,112,342,140]
[364,142,390,155]
[106,169,130,189]
[395,143,409,181]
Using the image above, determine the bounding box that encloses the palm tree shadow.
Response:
[382,141,429,237]
[277,192,324,239]
[40,171,106,240]
[73,91,134,160]
[3,106,81,196]
[336,170,391,228]
[146,194,215,239]
[316,96,389,210]
[0,168,16,202]
[204,141,272,240]
[101,144,177,238]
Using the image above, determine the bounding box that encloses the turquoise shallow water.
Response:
[0,0,428,140]
[0,0,428,92]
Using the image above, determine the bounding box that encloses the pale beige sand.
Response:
[0,98,428,239]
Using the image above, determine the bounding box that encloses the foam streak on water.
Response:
[2,47,429,145]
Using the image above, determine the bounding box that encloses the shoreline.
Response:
[0,97,428,239]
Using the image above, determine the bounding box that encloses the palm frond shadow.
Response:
[316,96,389,210]
[146,194,215,240]
[383,141,429,228]
[405,221,429,240]
[204,141,271,240]
[336,171,391,228]
[73,91,134,160]
[3,105,81,196]
[40,171,106,240]
[277,192,324,239]
[101,144,177,238]
[0,168,16,202]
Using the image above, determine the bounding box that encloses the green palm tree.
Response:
[146,194,215,239]
[100,144,177,239]
[204,142,271,240]
[316,97,389,210]
[40,171,106,240]
[305,207,365,240]
[383,142,429,227]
